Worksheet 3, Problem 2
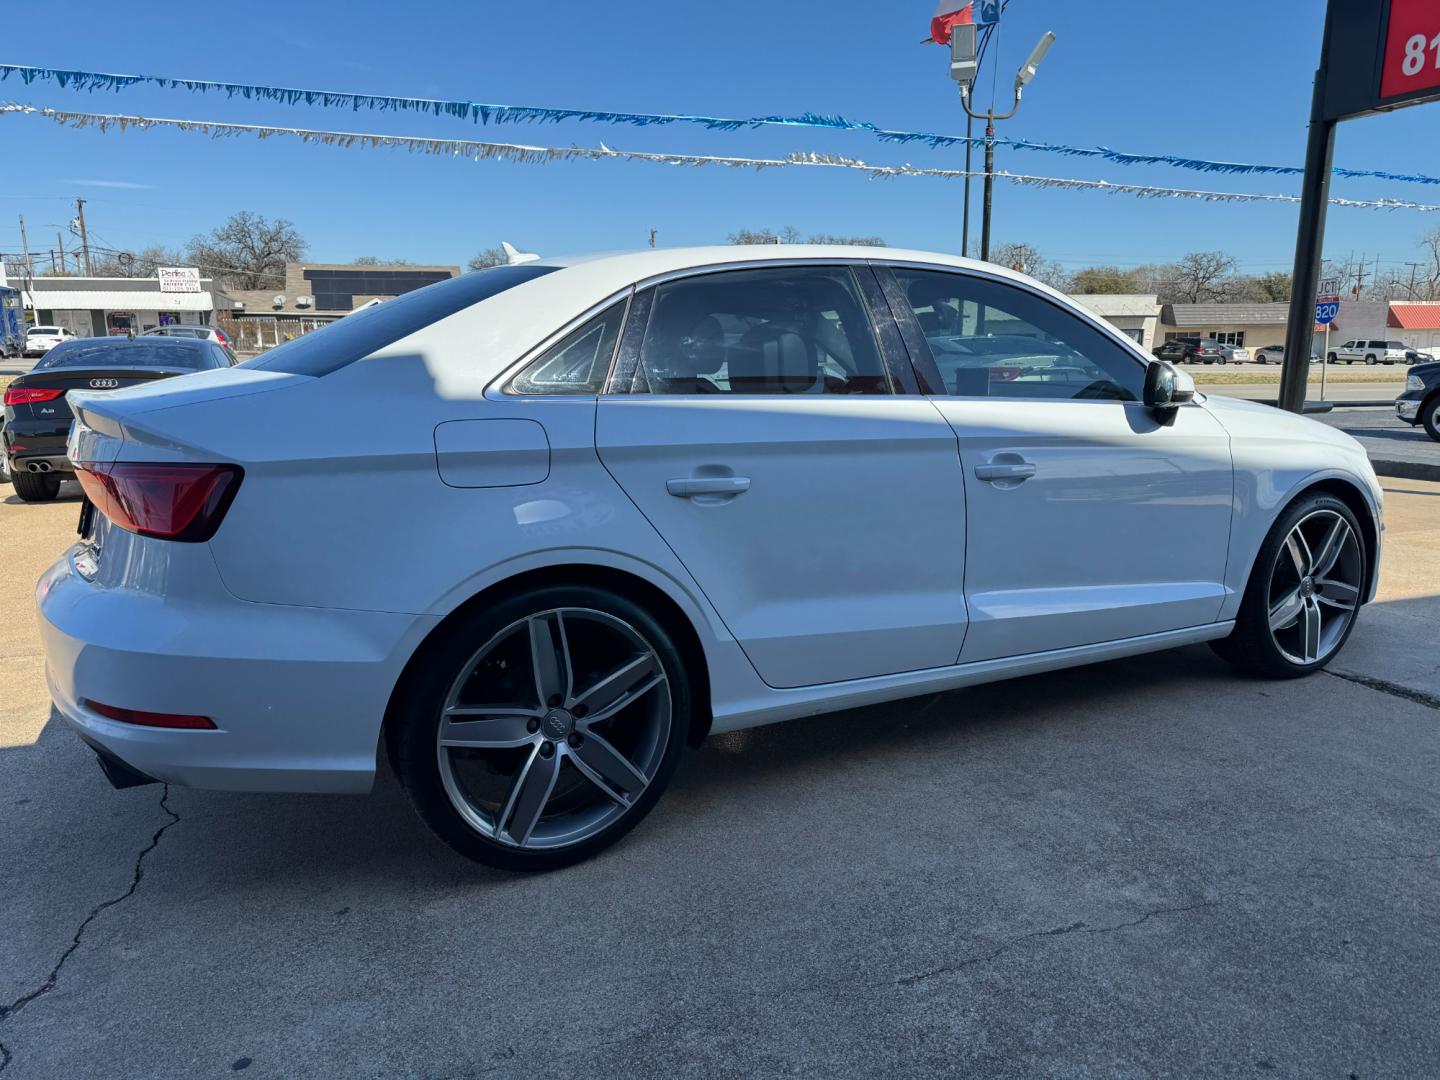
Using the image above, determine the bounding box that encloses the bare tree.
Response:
[88,244,185,278]
[185,212,305,288]
[467,247,508,271]
[1418,227,1440,301]
[990,241,1069,290]
[353,255,413,266]
[806,233,887,247]
[1161,251,1240,304]
[728,227,801,245]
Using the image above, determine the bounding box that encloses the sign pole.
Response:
[1279,59,1337,415]
[1321,324,1330,400]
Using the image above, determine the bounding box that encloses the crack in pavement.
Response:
[0,786,180,1074]
[1325,669,1440,711]
[894,899,1221,988]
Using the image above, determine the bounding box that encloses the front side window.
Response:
[893,268,1145,401]
[627,266,890,395]
[508,301,626,395]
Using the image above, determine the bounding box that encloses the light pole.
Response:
[951,29,1056,262]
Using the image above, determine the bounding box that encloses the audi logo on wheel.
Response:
[89,379,120,389]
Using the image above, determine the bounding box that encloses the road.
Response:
[2,477,1439,1077]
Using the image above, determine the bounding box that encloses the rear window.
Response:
[241,264,559,377]
[35,341,211,371]
[28,326,60,335]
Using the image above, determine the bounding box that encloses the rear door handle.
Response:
[666,476,751,498]
[973,462,1037,482]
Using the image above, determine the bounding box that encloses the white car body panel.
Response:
[39,246,1384,794]
[929,397,1233,661]
[596,395,969,687]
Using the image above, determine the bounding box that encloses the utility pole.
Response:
[75,197,92,275]
[1405,262,1422,299]
[953,29,1056,263]
[18,215,32,276]
[648,228,657,249]
[962,114,974,257]
[57,232,67,275]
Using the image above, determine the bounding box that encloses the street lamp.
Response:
[951,29,1056,262]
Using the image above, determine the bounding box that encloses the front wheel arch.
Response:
[383,564,714,772]
[1248,479,1380,607]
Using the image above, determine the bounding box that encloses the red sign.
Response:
[1381,0,1440,101]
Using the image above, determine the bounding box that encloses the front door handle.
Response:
[974,462,1037,483]
[667,476,752,498]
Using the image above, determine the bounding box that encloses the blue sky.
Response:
[3,0,1439,275]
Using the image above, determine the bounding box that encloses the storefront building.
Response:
[224,262,459,352]
[21,270,229,337]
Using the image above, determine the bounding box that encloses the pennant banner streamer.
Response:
[4,62,1439,187]
[5,104,1438,213]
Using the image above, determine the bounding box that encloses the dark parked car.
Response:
[1152,337,1226,364]
[3,337,237,502]
[1397,361,1440,442]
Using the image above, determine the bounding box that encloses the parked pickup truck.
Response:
[1327,339,1409,365]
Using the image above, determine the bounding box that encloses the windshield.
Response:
[242,264,558,377]
[35,341,210,370]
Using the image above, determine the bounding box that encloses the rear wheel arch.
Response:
[383,564,714,768]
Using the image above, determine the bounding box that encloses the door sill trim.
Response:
[712,622,1235,733]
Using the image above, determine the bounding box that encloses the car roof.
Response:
[368,245,1102,397]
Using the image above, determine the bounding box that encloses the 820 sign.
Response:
[1382,0,1440,101]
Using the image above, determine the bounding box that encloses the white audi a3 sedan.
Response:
[38,247,1382,870]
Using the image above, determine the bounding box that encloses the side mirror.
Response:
[1144,360,1195,417]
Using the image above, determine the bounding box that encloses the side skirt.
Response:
[710,622,1235,734]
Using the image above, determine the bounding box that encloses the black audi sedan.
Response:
[1397,361,1440,442]
[3,336,236,502]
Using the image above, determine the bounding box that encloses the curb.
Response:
[1371,459,1440,483]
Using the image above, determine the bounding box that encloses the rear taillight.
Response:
[4,386,64,406]
[83,699,216,729]
[74,461,243,542]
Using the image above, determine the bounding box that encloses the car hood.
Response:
[1409,360,1440,383]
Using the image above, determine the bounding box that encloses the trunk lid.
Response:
[7,367,191,423]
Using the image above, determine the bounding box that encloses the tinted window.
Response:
[243,264,557,377]
[894,268,1145,401]
[509,302,626,395]
[36,341,210,370]
[627,267,889,395]
[28,326,60,335]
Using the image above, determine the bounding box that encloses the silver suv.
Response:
[1327,339,1408,365]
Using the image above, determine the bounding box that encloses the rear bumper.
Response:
[38,543,437,794]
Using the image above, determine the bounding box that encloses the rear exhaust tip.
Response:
[26,460,53,473]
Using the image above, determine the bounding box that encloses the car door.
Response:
[595,263,969,689]
[878,264,1234,664]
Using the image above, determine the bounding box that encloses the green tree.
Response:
[1069,265,1143,294]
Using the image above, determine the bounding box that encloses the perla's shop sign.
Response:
[157,266,202,294]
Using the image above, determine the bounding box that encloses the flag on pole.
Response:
[928,1,974,45]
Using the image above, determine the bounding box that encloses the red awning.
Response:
[1388,304,1440,329]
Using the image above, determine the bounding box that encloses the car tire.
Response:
[1327,353,1337,363]
[1423,395,1440,443]
[1210,492,1366,679]
[389,584,692,871]
[11,471,61,502]
[1365,355,1377,365]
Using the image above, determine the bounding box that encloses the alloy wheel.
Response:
[1267,509,1363,665]
[436,607,671,850]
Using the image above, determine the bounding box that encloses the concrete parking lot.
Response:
[2,477,1439,1078]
